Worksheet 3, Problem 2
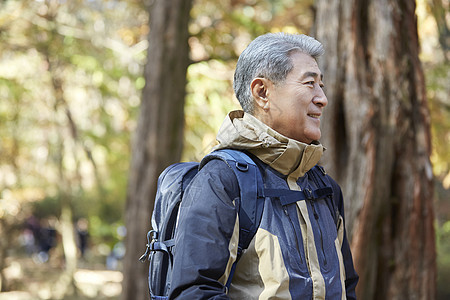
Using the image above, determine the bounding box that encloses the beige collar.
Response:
[214,110,324,178]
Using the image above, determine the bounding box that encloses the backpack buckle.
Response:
[149,230,159,251]
[139,230,159,262]
[304,188,313,200]
[150,230,158,242]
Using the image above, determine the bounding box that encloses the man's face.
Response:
[267,51,328,144]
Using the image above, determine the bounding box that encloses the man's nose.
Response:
[313,87,328,107]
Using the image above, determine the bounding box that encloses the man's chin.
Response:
[305,132,321,144]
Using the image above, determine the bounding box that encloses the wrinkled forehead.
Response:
[287,51,323,78]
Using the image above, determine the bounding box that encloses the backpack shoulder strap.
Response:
[201,149,266,290]
[200,149,265,253]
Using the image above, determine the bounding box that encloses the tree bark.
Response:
[313,0,436,299]
[122,0,193,299]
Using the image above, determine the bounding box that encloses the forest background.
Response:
[0,0,448,299]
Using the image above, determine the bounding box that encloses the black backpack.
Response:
[139,149,338,300]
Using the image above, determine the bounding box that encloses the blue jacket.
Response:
[169,111,358,299]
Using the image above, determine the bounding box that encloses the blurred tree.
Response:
[0,1,82,293]
[314,0,436,299]
[122,0,194,299]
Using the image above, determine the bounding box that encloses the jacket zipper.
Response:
[308,171,328,266]
[309,199,327,265]
[283,206,303,264]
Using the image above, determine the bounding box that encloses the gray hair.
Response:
[233,33,324,113]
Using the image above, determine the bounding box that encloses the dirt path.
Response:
[1,256,122,299]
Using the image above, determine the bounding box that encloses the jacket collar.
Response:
[214,110,324,178]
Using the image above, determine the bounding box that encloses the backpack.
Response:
[139,149,339,300]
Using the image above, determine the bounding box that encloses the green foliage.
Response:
[183,60,239,160]
[32,196,61,219]
[437,220,450,299]
[427,61,450,185]
[0,0,146,246]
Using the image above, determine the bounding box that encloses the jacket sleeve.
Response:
[169,159,240,300]
[333,181,359,300]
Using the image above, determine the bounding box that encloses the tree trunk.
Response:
[313,0,436,299]
[122,0,193,299]
[47,53,79,297]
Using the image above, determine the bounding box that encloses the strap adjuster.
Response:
[303,188,313,200]
[235,162,249,172]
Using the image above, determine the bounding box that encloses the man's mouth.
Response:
[307,114,321,119]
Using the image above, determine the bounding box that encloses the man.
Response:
[169,33,358,299]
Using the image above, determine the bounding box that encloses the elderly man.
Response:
[169,33,358,299]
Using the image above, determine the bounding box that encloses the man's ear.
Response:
[251,78,270,111]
